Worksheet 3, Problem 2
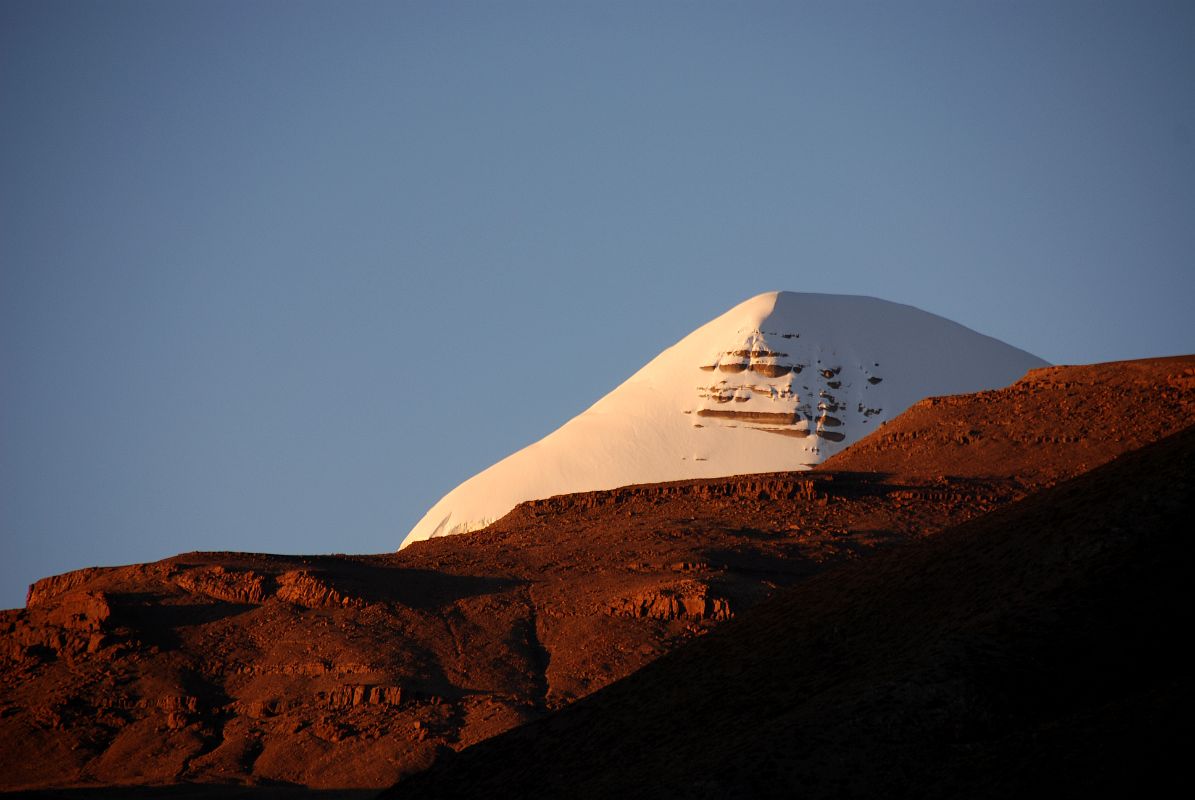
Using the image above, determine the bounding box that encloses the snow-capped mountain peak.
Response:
[401,291,1047,547]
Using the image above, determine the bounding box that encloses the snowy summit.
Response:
[401,291,1047,547]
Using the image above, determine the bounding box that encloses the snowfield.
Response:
[400,291,1048,547]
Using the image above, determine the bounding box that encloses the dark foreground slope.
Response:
[390,426,1194,800]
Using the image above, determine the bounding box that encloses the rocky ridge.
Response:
[824,354,1195,482]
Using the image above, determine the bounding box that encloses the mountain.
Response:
[387,425,1195,800]
[3,355,1189,796]
[402,291,1047,546]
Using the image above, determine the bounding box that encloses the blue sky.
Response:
[2,0,1193,609]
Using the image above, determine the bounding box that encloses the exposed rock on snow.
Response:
[402,291,1047,547]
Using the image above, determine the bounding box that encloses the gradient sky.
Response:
[2,0,1193,609]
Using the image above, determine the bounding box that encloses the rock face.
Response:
[402,291,1046,547]
[606,580,733,622]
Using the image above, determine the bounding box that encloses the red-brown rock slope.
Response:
[2,355,1192,796]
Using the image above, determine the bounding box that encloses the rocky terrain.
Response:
[389,412,1194,800]
[0,474,1013,794]
[823,354,1195,482]
[2,354,1192,797]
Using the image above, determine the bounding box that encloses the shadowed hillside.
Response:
[388,424,1194,799]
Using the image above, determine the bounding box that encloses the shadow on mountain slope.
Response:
[388,425,1195,799]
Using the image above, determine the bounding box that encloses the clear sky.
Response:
[2,0,1193,609]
